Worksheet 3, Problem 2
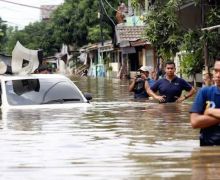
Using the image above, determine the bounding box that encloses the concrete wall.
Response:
[178,4,202,30]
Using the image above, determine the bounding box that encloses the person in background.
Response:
[190,57,220,146]
[129,66,155,99]
[202,71,213,87]
[147,61,196,103]
[151,70,157,81]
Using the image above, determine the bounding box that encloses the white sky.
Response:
[0,0,64,29]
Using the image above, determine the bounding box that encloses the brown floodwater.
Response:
[0,76,219,180]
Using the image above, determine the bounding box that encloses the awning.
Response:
[121,47,136,54]
[130,39,150,47]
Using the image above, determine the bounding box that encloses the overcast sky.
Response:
[0,0,64,29]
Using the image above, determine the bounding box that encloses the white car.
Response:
[0,74,92,109]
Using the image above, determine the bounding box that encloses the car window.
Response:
[5,78,84,105]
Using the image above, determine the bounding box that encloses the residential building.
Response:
[115,0,156,79]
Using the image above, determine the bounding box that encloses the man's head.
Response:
[165,61,176,77]
[213,57,220,87]
[138,66,151,77]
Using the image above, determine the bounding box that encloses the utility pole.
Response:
[99,0,104,46]
[201,0,209,72]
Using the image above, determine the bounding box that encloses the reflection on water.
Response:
[191,147,220,180]
[0,77,219,179]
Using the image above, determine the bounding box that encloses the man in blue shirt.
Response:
[190,58,220,146]
[147,61,196,103]
[129,66,155,99]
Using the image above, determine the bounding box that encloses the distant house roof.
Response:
[40,5,58,20]
[80,43,98,52]
[115,25,148,47]
[80,40,113,52]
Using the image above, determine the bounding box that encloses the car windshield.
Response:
[5,78,84,105]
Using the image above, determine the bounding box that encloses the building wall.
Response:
[129,46,155,78]
[178,4,202,29]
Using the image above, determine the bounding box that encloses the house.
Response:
[78,41,120,78]
[77,1,156,79]
[115,1,156,79]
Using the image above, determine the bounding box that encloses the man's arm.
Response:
[205,108,220,119]
[145,83,166,102]
[185,87,197,99]
[176,87,196,103]
[190,112,220,129]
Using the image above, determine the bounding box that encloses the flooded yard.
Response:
[0,77,219,180]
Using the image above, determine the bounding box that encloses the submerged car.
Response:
[0,74,92,109]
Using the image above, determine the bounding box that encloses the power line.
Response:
[100,0,116,26]
[103,0,118,12]
[0,0,54,10]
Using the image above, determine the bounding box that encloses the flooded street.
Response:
[0,77,220,180]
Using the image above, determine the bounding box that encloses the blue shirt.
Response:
[190,86,220,146]
[133,78,155,99]
[150,76,192,102]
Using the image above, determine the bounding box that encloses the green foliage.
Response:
[88,25,111,43]
[2,0,118,55]
[131,0,139,8]
[181,8,220,77]
[204,8,220,58]
[144,0,183,60]
[4,21,60,56]
[181,52,203,77]
[181,29,203,77]
[182,29,203,52]
[51,0,117,47]
[0,18,7,52]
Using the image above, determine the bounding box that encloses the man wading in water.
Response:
[146,61,196,103]
[190,57,220,146]
[129,66,155,99]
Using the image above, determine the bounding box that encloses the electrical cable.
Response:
[100,0,116,26]
[0,0,55,10]
[103,0,118,12]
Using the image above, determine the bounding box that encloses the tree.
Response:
[180,7,220,84]
[204,8,220,59]
[144,0,183,60]
[51,0,117,47]
[5,21,60,56]
[180,30,203,85]
[4,0,119,55]
[0,18,7,52]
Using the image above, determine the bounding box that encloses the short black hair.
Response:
[165,61,175,67]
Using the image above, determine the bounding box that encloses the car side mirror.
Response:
[84,93,92,101]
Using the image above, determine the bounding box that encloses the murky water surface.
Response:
[0,77,219,180]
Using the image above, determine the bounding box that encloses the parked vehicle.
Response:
[0,74,92,109]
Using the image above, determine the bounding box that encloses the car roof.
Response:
[0,74,68,81]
